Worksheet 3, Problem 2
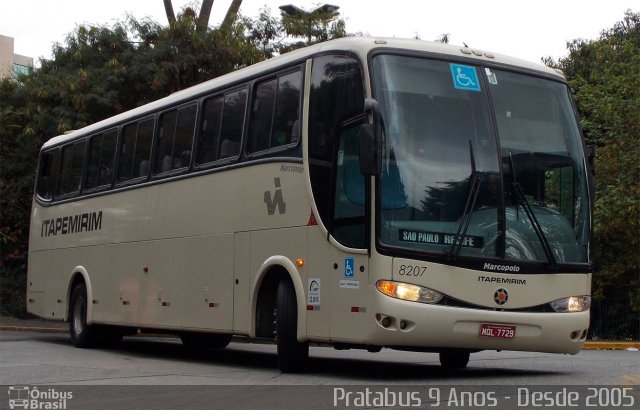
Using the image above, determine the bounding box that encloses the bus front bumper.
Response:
[367,288,589,355]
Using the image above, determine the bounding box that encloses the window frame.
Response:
[153,102,198,178]
[115,115,156,187]
[55,139,88,200]
[194,84,249,170]
[83,127,119,193]
[245,65,304,158]
[36,148,61,202]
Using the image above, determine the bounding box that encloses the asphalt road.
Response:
[1,330,638,409]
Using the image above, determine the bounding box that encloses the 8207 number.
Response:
[398,265,426,277]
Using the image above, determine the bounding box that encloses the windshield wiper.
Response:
[447,141,484,260]
[507,153,558,270]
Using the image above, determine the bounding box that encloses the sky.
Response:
[0,0,634,66]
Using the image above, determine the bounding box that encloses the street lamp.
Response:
[279,4,340,45]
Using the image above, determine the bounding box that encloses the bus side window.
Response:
[36,149,60,200]
[85,128,117,190]
[218,88,247,159]
[197,96,224,165]
[333,121,366,248]
[155,104,196,174]
[273,71,302,148]
[247,70,302,154]
[248,78,277,153]
[308,54,365,234]
[57,140,86,197]
[118,118,154,182]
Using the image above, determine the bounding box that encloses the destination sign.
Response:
[399,229,484,249]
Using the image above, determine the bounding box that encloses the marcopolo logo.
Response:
[483,262,521,273]
[7,386,72,409]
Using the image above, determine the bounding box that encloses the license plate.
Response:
[479,323,516,339]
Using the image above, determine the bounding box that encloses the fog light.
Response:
[550,296,591,313]
[381,316,392,328]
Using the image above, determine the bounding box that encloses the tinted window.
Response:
[197,96,224,164]
[248,71,302,154]
[218,88,247,159]
[248,79,277,153]
[155,104,196,173]
[308,55,364,228]
[85,128,117,189]
[118,118,154,182]
[57,140,86,196]
[37,149,60,200]
[273,71,302,147]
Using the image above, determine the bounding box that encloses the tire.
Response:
[69,283,100,348]
[276,279,308,373]
[439,350,470,369]
[180,332,232,350]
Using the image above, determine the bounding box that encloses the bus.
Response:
[28,37,593,372]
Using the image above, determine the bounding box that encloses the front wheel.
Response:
[276,279,309,373]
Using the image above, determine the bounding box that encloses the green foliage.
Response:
[546,10,639,339]
[280,7,347,52]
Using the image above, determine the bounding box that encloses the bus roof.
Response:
[42,36,563,150]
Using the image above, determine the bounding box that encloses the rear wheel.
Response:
[276,279,308,373]
[69,283,99,347]
[439,350,470,369]
[180,332,232,350]
[69,283,122,347]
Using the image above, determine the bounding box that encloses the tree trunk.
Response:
[197,0,215,33]
[163,0,176,26]
[221,0,243,32]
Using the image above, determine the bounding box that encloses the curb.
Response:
[0,325,68,334]
[582,342,640,350]
[2,325,639,350]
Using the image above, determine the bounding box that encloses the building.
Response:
[0,34,34,79]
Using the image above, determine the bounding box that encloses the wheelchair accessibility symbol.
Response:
[450,64,480,91]
[344,257,354,278]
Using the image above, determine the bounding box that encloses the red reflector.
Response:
[208,302,217,308]
[307,305,320,311]
[307,210,318,226]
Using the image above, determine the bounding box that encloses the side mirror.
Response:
[358,123,380,175]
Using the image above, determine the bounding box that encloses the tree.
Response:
[545,10,639,339]
[279,5,346,52]
[162,0,242,33]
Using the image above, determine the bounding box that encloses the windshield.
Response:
[372,54,590,266]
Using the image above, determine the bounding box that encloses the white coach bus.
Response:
[28,37,593,372]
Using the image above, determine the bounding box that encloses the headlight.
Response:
[376,280,443,304]
[550,296,591,313]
